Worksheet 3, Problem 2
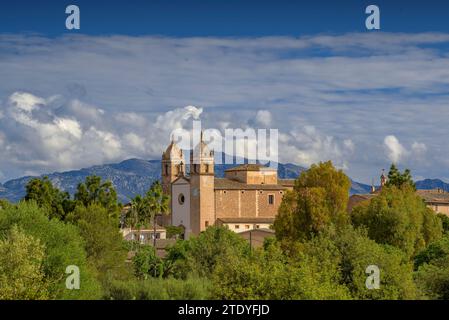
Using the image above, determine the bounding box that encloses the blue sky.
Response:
[2,0,449,36]
[1,1,449,184]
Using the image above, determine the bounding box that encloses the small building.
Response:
[238,228,275,249]
[416,189,449,216]
[216,217,275,233]
[121,226,167,244]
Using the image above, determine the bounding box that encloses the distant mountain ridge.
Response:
[0,158,307,203]
[415,179,449,192]
[1,157,445,204]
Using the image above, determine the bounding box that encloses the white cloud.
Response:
[411,141,427,155]
[384,135,407,163]
[280,125,354,169]
[384,135,428,164]
[1,33,449,182]
[255,110,272,127]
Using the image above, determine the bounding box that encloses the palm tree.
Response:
[125,195,149,248]
[146,181,170,248]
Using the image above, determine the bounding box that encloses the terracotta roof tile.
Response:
[214,178,286,190]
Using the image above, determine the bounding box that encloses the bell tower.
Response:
[380,169,387,189]
[190,132,215,235]
[161,140,185,199]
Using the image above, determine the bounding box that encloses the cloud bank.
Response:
[1,32,449,182]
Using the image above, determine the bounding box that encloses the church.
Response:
[161,135,295,238]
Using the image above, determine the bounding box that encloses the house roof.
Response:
[217,217,275,224]
[239,228,275,235]
[214,178,286,190]
[417,189,449,204]
[278,179,295,187]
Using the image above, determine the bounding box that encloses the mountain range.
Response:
[0,158,447,203]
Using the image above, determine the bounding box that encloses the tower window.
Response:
[205,221,209,227]
[205,164,209,173]
[178,193,185,205]
[165,164,168,175]
[268,194,274,205]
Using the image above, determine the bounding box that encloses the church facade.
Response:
[161,137,295,238]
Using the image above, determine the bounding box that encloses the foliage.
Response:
[351,185,443,258]
[166,225,185,239]
[437,214,449,234]
[24,177,74,220]
[0,225,50,300]
[165,226,250,279]
[0,201,102,299]
[212,226,417,300]
[414,235,449,299]
[314,226,418,299]
[67,204,132,283]
[386,164,416,189]
[105,277,212,300]
[74,176,119,217]
[415,258,449,299]
[212,240,351,300]
[124,181,170,247]
[132,245,164,279]
[415,235,449,269]
[274,161,351,241]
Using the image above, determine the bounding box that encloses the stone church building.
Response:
[161,136,295,238]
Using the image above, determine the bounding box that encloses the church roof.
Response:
[225,164,276,172]
[278,179,295,187]
[214,178,286,190]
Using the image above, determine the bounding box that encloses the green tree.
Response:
[24,177,74,220]
[0,225,50,300]
[212,239,351,300]
[274,161,351,241]
[146,181,170,236]
[386,164,415,189]
[124,181,170,246]
[0,201,102,299]
[437,214,449,234]
[67,204,131,284]
[414,235,449,299]
[105,277,212,300]
[132,245,164,279]
[166,225,185,239]
[315,226,418,299]
[165,226,250,279]
[124,194,150,245]
[352,185,443,258]
[75,176,119,217]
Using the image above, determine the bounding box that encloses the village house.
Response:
[348,171,449,217]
